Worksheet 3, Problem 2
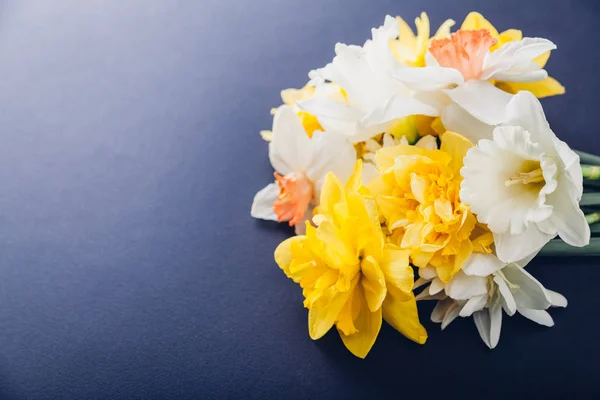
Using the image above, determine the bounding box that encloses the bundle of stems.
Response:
[538,150,600,256]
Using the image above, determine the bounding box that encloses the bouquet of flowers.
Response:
[251,12,599,358]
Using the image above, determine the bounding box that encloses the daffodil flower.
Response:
[275,162,427,358]
[460,92,590,263]
[391,12,455,68]
[392,26,557,142]
[417,253,567,349]
[300,16,438,143]
[461,12,565,99]
[251,106,356,234]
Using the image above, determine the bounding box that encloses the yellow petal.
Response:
[533,50,550,68]
[396,16,417,51]
[382,290,427,344]
[319,172,345,217]
[461,12,499,37]
[440,131,474,174]
[260,130,273,142]
[496,77,565,99]
[308,286,352,340]
[316,220,356,266]
[345,160,363,193]
[338,287,382,358]
[360,255,387,312]
[380,245,413,293]
[433,19,456,39]
[274,236,305,276]
[498,29,522,45]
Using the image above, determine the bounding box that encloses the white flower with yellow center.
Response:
[392,28,557,142]
[417,253,567,349]
[300,16,438,143]
[251,106,356,233]
[460,92,589,263]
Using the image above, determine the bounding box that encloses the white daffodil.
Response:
[300,15,438,143]
[460,91,590,263]
[417,253,567,349]
[251,106,356,234]
[392,28,557,142]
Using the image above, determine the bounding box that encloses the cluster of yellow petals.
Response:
[275,162,426,358]
[369,132,487,283]
[461,12,565,98]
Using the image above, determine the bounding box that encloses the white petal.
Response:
[415,135,438,150]
[305,130,356,187]
[364,15,401,75]
[413,277,429,290]
[441,301,461,330]
[462,253,506,277]
[518,309,554,327]
[502,264,552,310]
[493,275,517,316]
[489,299,503,349]
[431,299,453,323]
[269,106,312,174]
[442,103,494,142]
[429,278,445,295]
[445,80,513,125]
[392,66,464,92]
[361,162,379,186]
[481,38,556,81]
[491,66,547,83]
[444,270,488,300]
[459,294,488,317]
[547,290,568,308]
[473,310,491,348]
[250,183,279,221]
[503,91,557,153]
[355,94,438,142]
[494,226,555,265]
[419,266,438,280]
[297,98,361,137]
[546,176,590,247]
[553,138,583,198]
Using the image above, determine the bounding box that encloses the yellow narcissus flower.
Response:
[369,132,477,283]
[274,162,427,358]
[461,12,565,98]
[391,12,455,67]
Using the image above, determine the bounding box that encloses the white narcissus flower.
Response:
[417,253,567,349]
[300,16,438,143]
[460,91,590,263]
[251,106,356,234]
[392,29,557,142]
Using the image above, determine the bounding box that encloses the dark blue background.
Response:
[0,0,598,399]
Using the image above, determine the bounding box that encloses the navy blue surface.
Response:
[0,0,598,398]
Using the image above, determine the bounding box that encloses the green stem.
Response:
[539,237,600,256]
[581,192,600,206]
[582,165,600,180]
[576,150,600,166]
[586,212,600,225]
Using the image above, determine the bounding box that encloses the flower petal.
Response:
[546,176,590,247]
[445,270,488,300]
[461,253,506,277]
[382,291,428,344]
[459,295,487,317]
[518,308,554,327]
[431,298,453,323]
[441,103,494,142]
[339,288,383,358]
[269,106,312,174]
[547,289,568,308]
[481,38,556,81]
[439,130,473,174]
[251,183,279,221]
[489,299,503,349]
[503,91,557,152]
[493,275,517,316]
[502,264,552,310]
[306,130,356,189]
[297,97,361,137]
[441,301,461,330]
[494,226,555,265]
[308,286,353,340]
[361,255,387,312]
[473,310,491,348]
[392,66,464,92]
[445,80,513,125]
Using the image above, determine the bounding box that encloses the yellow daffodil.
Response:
[391,12,455,67]
[369,132,477,283]
[461,12,565,98]
[274,162,427,358]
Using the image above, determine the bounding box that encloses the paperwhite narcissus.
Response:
[299,16,438,143]
[392,28,557,142]
[460,92,590,263]
[417,253,567,349]
[251,106,356,233]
